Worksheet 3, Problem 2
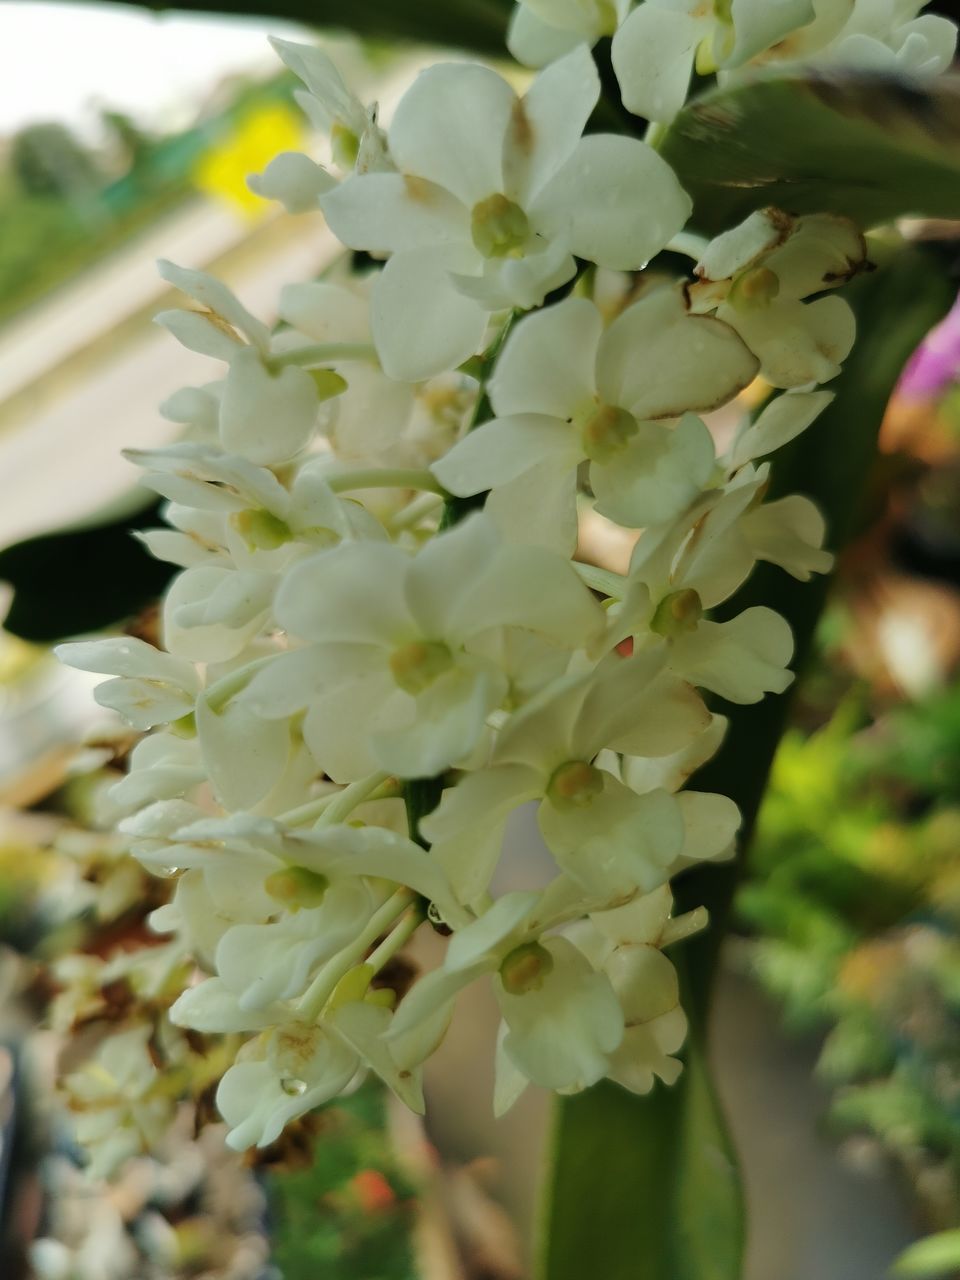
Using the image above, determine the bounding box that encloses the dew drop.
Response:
[280,1076,308,1097]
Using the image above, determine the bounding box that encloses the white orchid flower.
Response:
[320,46,692,380]
[433,289,758,551]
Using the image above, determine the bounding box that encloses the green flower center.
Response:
[547,760,605,810]
[577,403,639,463]
[389,639,454,694]
[499,942,554,995]
[471,193,530,259]
[265,866,330,908]
[728,266,780,312]
[232,508,292,550]
[331,120,360,170]
[650,589,704,638]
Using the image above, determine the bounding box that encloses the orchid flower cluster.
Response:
[55,0,955,1175]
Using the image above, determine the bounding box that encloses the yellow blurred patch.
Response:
[194,102,306,217]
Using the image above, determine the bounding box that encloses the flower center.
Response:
[471,194,530,259]
[547,760,605,810]
[577,403,639,463]
[331,120,360,169]
[265,866,330,908]
[232,508,292,550]
[389,639,454,694]
[728,266,780,312]
[650,589,704,638]
[499,941,554,995]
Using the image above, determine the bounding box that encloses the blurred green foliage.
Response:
[267,1084,417,1280]
[740,673,960,1231]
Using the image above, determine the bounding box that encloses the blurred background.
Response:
[0,4,958,1279]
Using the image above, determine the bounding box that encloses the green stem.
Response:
[269,342,376,369]
[297,888,414,1021]
[313,771,391,828]
[326,468,447,496]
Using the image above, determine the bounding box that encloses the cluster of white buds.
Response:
[55,2,955,1173]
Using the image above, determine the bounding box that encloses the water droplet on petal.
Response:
[280,1076,308,1097]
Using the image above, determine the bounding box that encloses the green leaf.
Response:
[892,1231,960,1278]
[539,1030,742,1280]
[659,73,960,234]
[53,0,513,54]
[0,492,174,642]
[538,241,954,1280]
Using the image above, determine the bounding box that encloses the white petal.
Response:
[676,790,741,863]
[321,172,469,252]
[388,62,517,207]
[195,696,291,810]
[162,566,268,663]
[275,540,412,645]
[170,979,277,1033]
[447,890,542,971]
[741,494,834,579]
[723,295,855,388]
[303,674,401,783]
[729,389,833,467]
[490,296,601,418]
[505,45,600,204]
[157,259,270,353]
[279,281,370,343]
[497,936,623,1091]
[421,764,544,906]
[538,776,684,896]
[669,606,794,703]
[247,151,334,213]
[220,348,319,464]
[329,1002,424,1112]
[726,0,816,65]
[507,3,584,68]
[404,513,500,638]
[693,208,791,285]
[154,308,242,362]
[372,664,506,778]
[611,4,703,122]
[372,248,488,382]
[484,458,580,555]
[592,413,716,528]
[597,287,758,418]
[433,413,581,496]
[531,134,692,269]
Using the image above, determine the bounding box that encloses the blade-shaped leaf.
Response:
[54,0,513,54]
[539,1028,742,1280]
[0,493,174,642]
[659,72,960,234]
[538,241,954,1280]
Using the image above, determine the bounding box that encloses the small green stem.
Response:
[665,231,709,262]
[366,904,425,973]
[297,888,413,1021]
[573,561,626,598]
[269,342,376,369]
[314,770,391,828]
[278,776,400,829]
[387,491,445,533]
[327,468,447,496]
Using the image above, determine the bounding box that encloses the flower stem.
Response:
[297,888,414,1020]
[313,771,392,827]
[366,904,425,974]
[269,342,376,369]
[327,468,447,496]
[279,775,400,829]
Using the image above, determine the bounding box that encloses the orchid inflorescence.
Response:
[55,0,955,1172]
